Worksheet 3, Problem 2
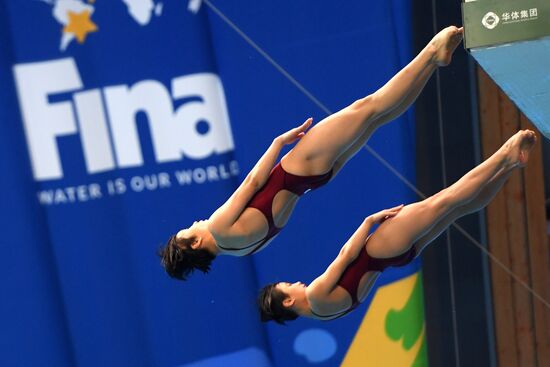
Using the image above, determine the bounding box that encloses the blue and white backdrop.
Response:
[0,1,419,366]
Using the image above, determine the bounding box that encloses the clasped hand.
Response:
[369,204,404,224]
[277,118,313,145]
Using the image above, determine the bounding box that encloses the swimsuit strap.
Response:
[216,238,265,252]
[216,225,281,255]
[216,236,269,254]
[310,307,354,320]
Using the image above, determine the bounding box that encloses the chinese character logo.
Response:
[482,12,500,30]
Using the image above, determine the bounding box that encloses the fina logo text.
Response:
[13,58,234,181]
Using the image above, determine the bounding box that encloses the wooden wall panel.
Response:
[477,67,550,367]
[477,68,518,367]
[520,116,550,367]
[499,92,536,366]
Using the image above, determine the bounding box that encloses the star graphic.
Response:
[63,10,98,44]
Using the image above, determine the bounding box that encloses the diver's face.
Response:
[276,281,307,303]
[176,220,207,246]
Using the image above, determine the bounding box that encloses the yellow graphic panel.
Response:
[341,272,428,367]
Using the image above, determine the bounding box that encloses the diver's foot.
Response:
[503,130,537,167]
[517,129,536,166]
[429,26,464,67]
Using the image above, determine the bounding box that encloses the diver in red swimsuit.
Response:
[259,130,537,323]
[159,26,464,281]
[217,162,333,255]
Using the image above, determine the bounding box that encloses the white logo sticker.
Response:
[482,12,500,29]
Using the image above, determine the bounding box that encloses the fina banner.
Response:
[0,1,424,366]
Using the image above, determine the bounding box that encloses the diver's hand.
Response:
[369,204,404,224]
[276,118,313,145]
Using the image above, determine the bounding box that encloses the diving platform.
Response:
[462,0,550,139]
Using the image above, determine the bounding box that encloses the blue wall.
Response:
[0,1,416,366]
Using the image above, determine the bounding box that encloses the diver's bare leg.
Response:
[283,26,464,176]
[413,166,514,255]
[365,130,535,258]
[331,62,437,176]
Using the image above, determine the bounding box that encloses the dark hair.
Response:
[258,283,299,324]
[157,234,216,280]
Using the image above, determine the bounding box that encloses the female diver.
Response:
[258,130,537,323]
[159,26,465,280]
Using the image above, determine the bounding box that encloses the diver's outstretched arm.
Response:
[209,119,312,235]
[308,206,402,296]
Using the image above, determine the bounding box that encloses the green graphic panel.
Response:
[385,272,428,366]
[341,272,429,366]
[462,0,550,48]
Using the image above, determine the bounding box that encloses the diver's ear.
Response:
[190,237,202,249]
[282,296,295,308]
